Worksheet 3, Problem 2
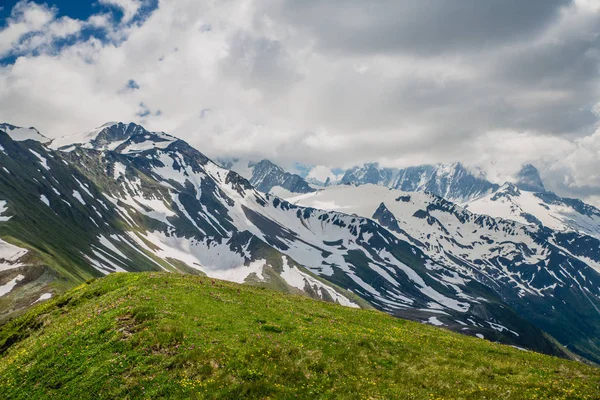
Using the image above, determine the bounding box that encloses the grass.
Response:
[0,273,599,399]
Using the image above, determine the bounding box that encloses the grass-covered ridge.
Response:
[0,273,598,399]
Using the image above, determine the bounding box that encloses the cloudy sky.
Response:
[0,0,600,201]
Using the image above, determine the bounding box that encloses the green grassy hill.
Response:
[1,273,598,400]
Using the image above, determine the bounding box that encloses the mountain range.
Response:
[1,121,600,363]
[225,157,549,204]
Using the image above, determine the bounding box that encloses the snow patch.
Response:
[426,316,444,326]
[72,190,86,205]
[0,274,24,297]
[0,200,10,221]
[208,259,266,284]
[29,150,50,170]
[279,256,358,307]
[98,235,128,260]
[32,292,52,304]
[40,194,50,207]
[113,162,127,179]
[0,239,28,271]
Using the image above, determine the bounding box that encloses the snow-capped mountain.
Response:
[238,159,500,203]
[1,121,598,363]
[220,158,320,196]
[244,159,316,195]
[466,183,600,239]
[514,164,545,193]
[340,162,499,203]
[51,121,179,153]
[250,159,600,242]
[1,123,364,314]
[288,184,600,363]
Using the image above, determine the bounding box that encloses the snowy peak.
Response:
[247,159,316,195]
[425,162,497,202]
[85,122,147,149]
[341,162,391,186]
[253,159,285,175]
[51,122,178,154]
[490,182,521,200]
[0,123,52,144]
[52,121,139,149]
[340,162,498,203]
[514,164,545,193]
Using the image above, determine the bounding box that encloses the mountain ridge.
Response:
[234,158,551,207]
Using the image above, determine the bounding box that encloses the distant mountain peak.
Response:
[99,121,119,128]
[514,164,545,192]
[247,159,315,194]
[255,159,285,174]
[340,162,497,203]
[490,182,521,200]
[438,161,464,172]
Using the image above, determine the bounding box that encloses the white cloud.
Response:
[47,16,82,38]
[0,1,91,59]
[87,14,112,28]
[0,0,598,203]
[575,0,600,12]
[0,1,55,56]
[307,166,340,183]
[98,0,143,23]
[13,1,54,28]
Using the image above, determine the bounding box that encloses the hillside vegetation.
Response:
[0,273,598,399]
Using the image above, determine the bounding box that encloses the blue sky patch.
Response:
[0,0,159,65]
[127,79,140,90]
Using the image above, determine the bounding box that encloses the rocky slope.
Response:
[289,184,600,363]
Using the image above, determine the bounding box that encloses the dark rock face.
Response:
[515,164,545,192]
[249,160,315,194]
[91,123,146,148]
[370,190,600,363]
